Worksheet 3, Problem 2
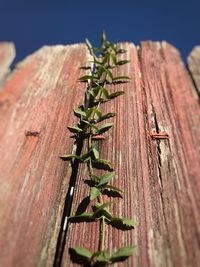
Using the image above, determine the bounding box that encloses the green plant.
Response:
[61,32,137,266]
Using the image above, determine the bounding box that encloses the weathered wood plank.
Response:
[0,44,89,267]
[187,46,200,97]
[62,42,200,267]
[0,42,15,87]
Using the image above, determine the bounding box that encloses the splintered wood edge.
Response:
[0,42,15,88]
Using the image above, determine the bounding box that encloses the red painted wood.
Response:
[0,44,88,267]
[62,42,200,267]
[188,45,200,97]
[0,41,199,267]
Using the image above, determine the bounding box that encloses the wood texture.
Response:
[63,42,200,267]
[0,42,15,86]
[0,44,89,267]
[0,41,199,267]
[188,46,200,97]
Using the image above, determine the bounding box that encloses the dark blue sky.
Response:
[0,0,199,64]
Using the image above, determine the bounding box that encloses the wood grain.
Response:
[0,44,89,267]
[0,41,199,267]
[62,42,200,267]
[188,45,200,97]
[0,42,15,87]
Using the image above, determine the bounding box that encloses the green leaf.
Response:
[92,147,99,159]
[68,212,93,222]
[112,76,131,81]
[91,174,101,183]
[73,108,86,117]
[94,202,112,210]
[60,154,82,161]
[111,217,138,229]
[101,87,109,99]
[96,251,110,264]
[85,38,94,56]
[90,187,101,200]
[71,246,92,261]
[82,120,99,131]
[79,75,97,82]
[102,53,110,65]
[110,246,137,262]
[85,108,94,118]
[93,108,102,118]
[89,86,101,98]
[98,123,113,134]
[98,172,115,187]
[93,202,112,220]
[106,69,113,81]
[108,91,125,99]
[94,159,113,170]
[110,53,117,65]
[105,185,123,193]
[67,126,83,134]
[97,66,104,79]
[97,112,116,122]
[101,31,107,46]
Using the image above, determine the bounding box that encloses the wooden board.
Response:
[188,46,200,97]
[62,42,200,267]
[0,42,15,86]
[0,43,89,267]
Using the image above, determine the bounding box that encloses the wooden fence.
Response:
[0,41,199,267]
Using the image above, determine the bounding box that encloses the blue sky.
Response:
[0,0,199,64]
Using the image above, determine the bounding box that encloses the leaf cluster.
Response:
[61,32,136,266]
[70,245,137,266]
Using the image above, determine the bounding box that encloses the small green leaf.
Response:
[93,202,112,220]
[85,108,94,118]
[68,212,93,222]
[105,185,123,193]
[90,187,101,200]
[73,108,86,117]
[106,69,113,81]
[110,53,117,65]
[111,217,138,229]
[79,75,97,82]
[112,76,131,81]
[94,159,113,170]
[108,91,125,99]
[98,123,113,134]
[101,31,107,46]
[101,87,109,99]
[97,66,104,79]
[85,38,94,56]
[82,120,99,131]
[60,154,82,161]
[97,112,116,122]
[96,251,110,264]
[92,147,100,159]
[89,86,101,98]
[71,246,92,261]
[110,246,137,262]
[67,126,83,134]
[98,172,115,187]
[93,108,102,118]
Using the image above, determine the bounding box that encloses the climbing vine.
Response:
[61,32,137,266]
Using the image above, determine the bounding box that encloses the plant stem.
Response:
[100,216,105,252]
